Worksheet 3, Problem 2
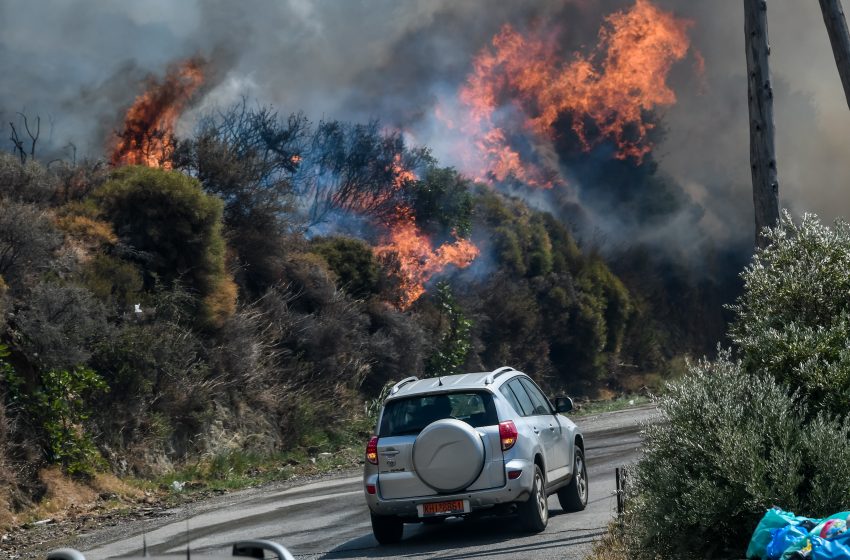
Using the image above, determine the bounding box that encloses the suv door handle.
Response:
[548,424,556,432]
[532,426,540,434]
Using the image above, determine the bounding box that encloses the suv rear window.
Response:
[379,391,498,437]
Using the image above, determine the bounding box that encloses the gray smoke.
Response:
[2,0,849,249]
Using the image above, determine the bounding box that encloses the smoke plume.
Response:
[2,0,849,256]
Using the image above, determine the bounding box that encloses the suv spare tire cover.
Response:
[413,418,485,493]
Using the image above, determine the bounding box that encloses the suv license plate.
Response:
[418,499,469,517]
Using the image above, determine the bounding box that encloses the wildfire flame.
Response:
[110,58,205,168]
[446,0,695,186]
[375,208,479,310]
[372,161,479,310]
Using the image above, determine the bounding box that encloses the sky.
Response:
[1,0,849,247]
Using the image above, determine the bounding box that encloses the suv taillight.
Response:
[499,420,518,451]
[366,436,379,465]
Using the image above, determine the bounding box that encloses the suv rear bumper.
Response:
[364,459,535,518]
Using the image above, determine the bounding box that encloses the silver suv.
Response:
[363,367,587,544]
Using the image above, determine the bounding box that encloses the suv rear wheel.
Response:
[518,464,548,532]
[371,512,403,544]
[557,447,588,512]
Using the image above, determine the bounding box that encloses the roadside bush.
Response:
[361,300,427,394]
[91,316,210,464]
[730,212,850,417]
[6,364,108,477]
[625,351,850,559]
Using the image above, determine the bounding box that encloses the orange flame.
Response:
[375,208,479,310]
[372,160,479,309]
[448,0,694,186]
[110,58,205,168]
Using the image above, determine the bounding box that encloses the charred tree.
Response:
[9,114,40,165]
[819,0,850,109]
[744,0,780,248]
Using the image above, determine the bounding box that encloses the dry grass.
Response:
[90,473,144,500]
[586,524,630,560]
[31,468,98,519]
[0,469,149,530]
[0,492,14,528]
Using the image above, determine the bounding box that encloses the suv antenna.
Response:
[142,531,148,557]
[185,519,191,560]
[438,377,443,386]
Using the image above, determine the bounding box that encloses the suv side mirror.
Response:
[554,396,573,413]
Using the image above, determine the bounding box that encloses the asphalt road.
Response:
[79,405,657,560]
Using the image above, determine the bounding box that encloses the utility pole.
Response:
[819,0,850,109]
[744,0,780,249]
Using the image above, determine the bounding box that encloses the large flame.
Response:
[372,161,479,310]
[445,0,694,186]
[110,58,205,168]
[375,208,479,310]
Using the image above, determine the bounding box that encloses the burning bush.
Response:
[110,58,205,169]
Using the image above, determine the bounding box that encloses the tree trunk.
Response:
[744,0,780,249]
[819,0,850,109]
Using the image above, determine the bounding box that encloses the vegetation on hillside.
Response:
[0,106,705,524]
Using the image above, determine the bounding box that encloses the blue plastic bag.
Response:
[810,533,850,560]
[749,508,818,560]
[768,525,810,559]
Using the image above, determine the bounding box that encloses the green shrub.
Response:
[6,365,108,477]
[425,282,472,377]
[0,153,57,203]
[13,282,109,371]
[626,350,850,559]
[80,254,144,313]
[0,200,62,293]
[94,166,235,328]
[730,212,850,416]
[407,166,473,237]
[310,236,381,298]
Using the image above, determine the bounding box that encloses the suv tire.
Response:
[518,464,548,532]
[371,512,403,545]
[557,447,588,512]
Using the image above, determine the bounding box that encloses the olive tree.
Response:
[729,211,850,416]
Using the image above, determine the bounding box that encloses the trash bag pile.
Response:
[748,508,850,559]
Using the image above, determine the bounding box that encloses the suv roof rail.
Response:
[391,376,419,394]
[484,366,515,385]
